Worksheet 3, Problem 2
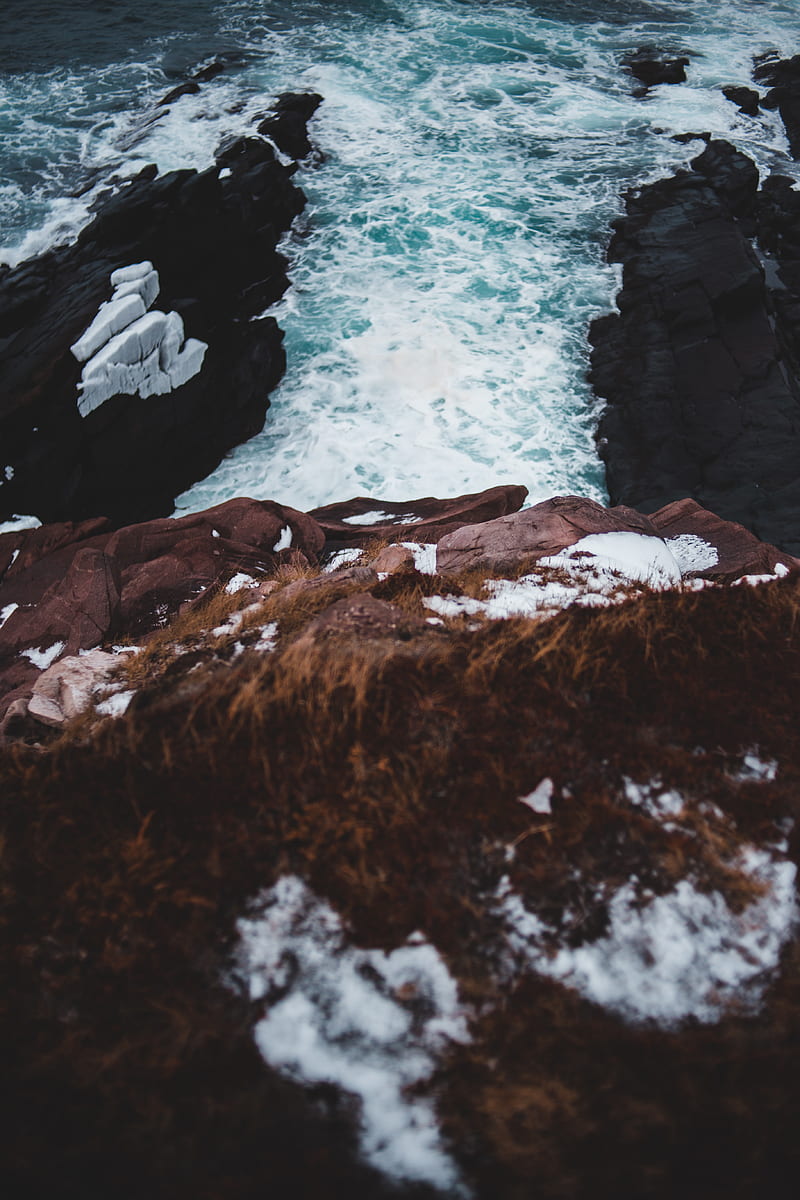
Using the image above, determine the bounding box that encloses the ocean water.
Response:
[1,1,798,514]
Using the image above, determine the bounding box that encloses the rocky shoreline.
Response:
[591,53,800,555]
[0,91,320,528]
[3,49,800,1200]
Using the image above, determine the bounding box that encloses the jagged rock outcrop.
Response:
[436,494,799,578]
[590,138,800,555]
[621,46,690,92]
[754,52,800,157]
[0,497,324,721]
[310,484,529,547]
[0,97,320,528]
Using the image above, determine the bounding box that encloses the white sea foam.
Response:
[3,2,799,511]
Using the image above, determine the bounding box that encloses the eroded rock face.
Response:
[0,497,325,721]
[310,484,529,547]
[590,138,800,555]
[436,496,659,573]
[754,53,800,157]
[649,498,800,582]
[0,97,320,528]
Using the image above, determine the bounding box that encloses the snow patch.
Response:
[518,778,554,815]
[234,876,469,1194]
[401,542,437,575]
[343,510,422,526]
[734,750,778,783]
[541,532,681,586]
[272,525,293,552]
[0,602,19,630]
[497,845,798,1026]
[323,547,364,573]
[21,641,65,670]
[666,533,719,574]
[0,514,41,534]
[225,573,257,595]
[96,689,135,718]
[3,465,14,482]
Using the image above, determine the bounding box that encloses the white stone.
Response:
[70,292,147,361]
[168,338,207,389]
[109,261,153,286]
[112,268,160,310]
[159,310,185,370]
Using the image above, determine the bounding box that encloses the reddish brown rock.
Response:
[0,497,326,720]
[370,545,417,576]
[309,484,528,546]
[436,495,659,573]
[299,593,428,641]
[0,518,111,581]
[277,565,379,606]
[649,498,800,581]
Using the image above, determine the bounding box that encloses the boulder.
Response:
[436,496,659,573]
[649,498,800,581]
[27,649,120,727]
[310,485,529,547]
[621,46,690,91]
[0,99,322,528]
[721,85,761,116]
[0,497,326,719]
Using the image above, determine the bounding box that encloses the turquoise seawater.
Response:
[1,1,798,512]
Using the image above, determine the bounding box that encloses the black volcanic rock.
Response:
[753,53,800,157]
[621,46,690,91]
[722,85,761,117]
[590,139,800,554]
[0,100,321,529]
[257,92,324,161]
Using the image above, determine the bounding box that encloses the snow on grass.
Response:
[20,641,65,670]
[224,572,258,595]
[95,689,135,718]
[518,778,554,815]
[0,514,41,534]
[234,876,470,1194]
[497,842,798,1027]
[323,547,364,573]
[624,778,685,820]
[0,602,19,630]
[733,563,790,586]
[666,534,719,573]
[732,749,779,783]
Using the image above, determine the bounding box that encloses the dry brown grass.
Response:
[2,573,799,1198]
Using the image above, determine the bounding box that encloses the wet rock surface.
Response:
[0,97,320,529]
[590,137,800,555]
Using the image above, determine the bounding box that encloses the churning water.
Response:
[2,1,798,512]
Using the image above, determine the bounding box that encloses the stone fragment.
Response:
[28,649,120,727]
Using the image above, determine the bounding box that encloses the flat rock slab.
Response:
[310,485,528,547]
[649,498,800,581]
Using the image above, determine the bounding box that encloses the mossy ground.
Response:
[2,564,799,1199]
